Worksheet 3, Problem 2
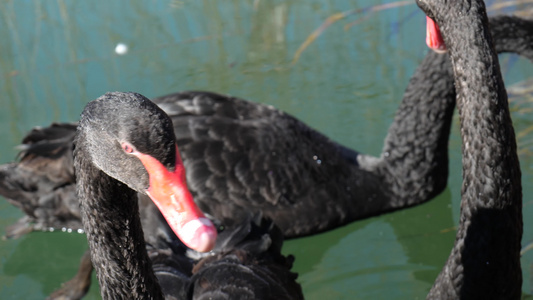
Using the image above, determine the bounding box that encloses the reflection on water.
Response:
[1,1,533,299]
[283,189,456,298]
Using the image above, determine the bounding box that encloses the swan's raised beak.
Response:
[426,16,447,53]
[133,145,217,252]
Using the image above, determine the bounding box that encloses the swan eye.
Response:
[121,143,135,154]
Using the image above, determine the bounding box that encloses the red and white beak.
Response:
[426,16,447,53]
[133,145,217,252]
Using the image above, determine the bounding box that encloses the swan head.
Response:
[415,0,447,53]
[77,92,217,252]
[415,0,490,46]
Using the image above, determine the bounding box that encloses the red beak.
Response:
[133,145,217,252]
[426,16,447,53]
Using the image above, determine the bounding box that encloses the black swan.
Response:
[1,16,533,242]
[74,91,303,299]
[417,0,523,298]
[73,92,220,256]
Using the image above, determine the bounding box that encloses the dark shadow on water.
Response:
[283,216,370,275]
[282,186,456,298]
[387,188,456,286]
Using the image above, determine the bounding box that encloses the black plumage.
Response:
[416,1,523,299]
[74,92,303,300]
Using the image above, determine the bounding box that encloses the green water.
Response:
[0,1,533,299]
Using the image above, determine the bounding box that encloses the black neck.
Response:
[75,142,164,300]
[491,15,533,58]
[377,49,455,205]
[284,16,533,239]
[377,15,533,209]
[428,5,522,299]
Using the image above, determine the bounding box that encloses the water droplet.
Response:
[115,43,128,55]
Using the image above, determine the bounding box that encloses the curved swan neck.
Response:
[427,2,523,299]
[490,15,533,59]
[375,15,533,209]
[446,6,520,184]
[378,52,454,205]
[75,138,164,300]
[251,15,533,238]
